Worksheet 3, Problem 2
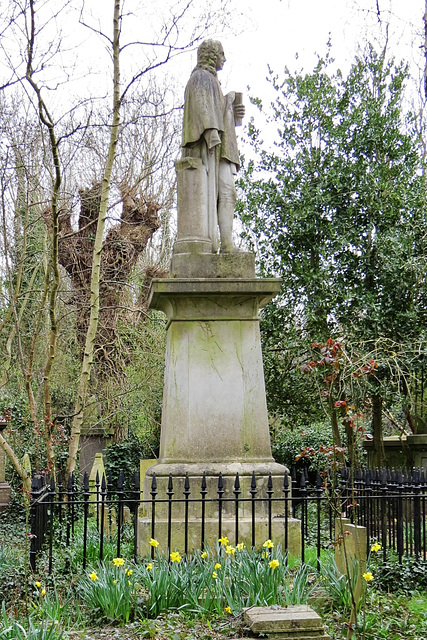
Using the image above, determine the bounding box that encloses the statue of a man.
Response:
[181,40,245,253]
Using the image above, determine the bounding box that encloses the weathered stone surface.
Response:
[178,40,244,254]
[0,482,11,508]
[334,518,367,604]
[244,606,330,639]
[148,279,280,465]
[170,251,255,279]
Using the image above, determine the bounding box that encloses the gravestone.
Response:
[138,40,299,555]
[0,417,11,509]
[244,605,331,639]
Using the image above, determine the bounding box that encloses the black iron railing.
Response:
[28,466,427,573]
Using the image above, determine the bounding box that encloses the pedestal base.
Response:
[138,463,301,557]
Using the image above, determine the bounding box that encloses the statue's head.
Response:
[197,40,225,74]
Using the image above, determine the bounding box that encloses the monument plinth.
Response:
[138,39,299,556]
[138,269,300,555]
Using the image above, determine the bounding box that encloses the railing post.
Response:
[132,471,140,563]
[66,474,73,549]
[217,473,224,543]
[250,472,257,550]
[267,473,273,543]
[99,474,107,562]
[83,472,89,570]
[413,467,421,560]
[200,473,207,551]
[29,475,40,573]
[57,471,64,543]
[150,473,157,559]
[48,476,56,575]
[299,472,307,565]
[316,471,323,572]
[166,474,174,556]
[380,467,387,562]
[107,470,114,542]
[396,468,404,564]
[233,473,241,545]
[183,473,190,557]
[116,470,124,559]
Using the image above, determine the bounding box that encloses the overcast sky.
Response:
[211,0,424,102]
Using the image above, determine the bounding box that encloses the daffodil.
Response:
[41,588,46,596]
[126,569,133,576]
[236,542,245,550]
[269,559,279,570]
[218,535,229,547]
[225,606,232,614]
[212,571,218,579]
[89,572,98,581]
[146,563,153,570]
[170,551,181,563]
[112,557,125,567]
[149,538,159,548]
[371,542,381,553]
[363,571,374,581]
[35,581,41,588]
[263,539,274,549]
[113,579,117,585]
[201,551,208,559]
[214,562,221,570]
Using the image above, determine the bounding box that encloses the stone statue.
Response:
[180,39,245,254]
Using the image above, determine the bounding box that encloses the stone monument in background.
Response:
[138,40,299,554]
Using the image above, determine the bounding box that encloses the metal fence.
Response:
[29,466,427,573]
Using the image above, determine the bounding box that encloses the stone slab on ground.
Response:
[244,605,330,639]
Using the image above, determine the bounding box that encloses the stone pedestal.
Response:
[138,271,300,556]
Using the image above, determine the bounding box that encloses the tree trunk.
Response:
[67,0,121,477]
[372,393,385,467]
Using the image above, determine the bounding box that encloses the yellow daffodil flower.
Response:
[214,562,221,570]
[212,571,218,579]
[146,563,153,570]
[363,571,374,581]
[218,535,229,547]
[225,545,236,555]
[225,606,232,614]
[269,559,279,570]
[112,557,125,567]
[41,588,46,596]
[170,551,181,563]
[35,581,41,588]
[201,551,208,559]
[126,569,133,576]
[89,572,98,581]
[371,542,381,553]
[113,579,117,585]
[236,542,245,550]
[263,539,274,549]
[149,538,159,548]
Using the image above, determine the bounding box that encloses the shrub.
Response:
[272,421,339,472]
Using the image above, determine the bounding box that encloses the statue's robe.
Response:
[181,66,239,250]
